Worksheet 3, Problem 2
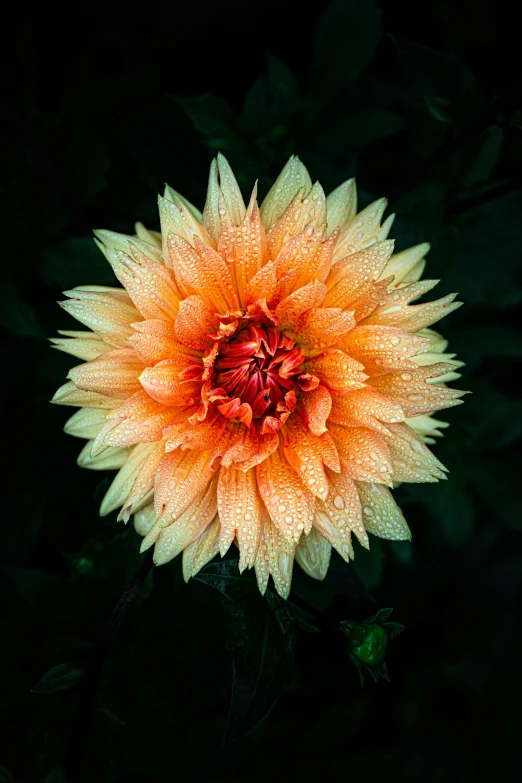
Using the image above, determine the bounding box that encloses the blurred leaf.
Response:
[462,126,504,186]
[0,280,46,340]
[174,94,249,154]
[381,622,405,640]
[31,661,86,694]
[42,768,68,783]
[195,560,257,602]
[224,591,295,743]
[312,0,381,95]
[318,109,405,147]
[43,236,117,289]
[266,55,300,112]
[0,765,16,783]
[424,96,453,123]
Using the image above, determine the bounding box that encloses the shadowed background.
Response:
[1,1,522,781]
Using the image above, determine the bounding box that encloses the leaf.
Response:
[312,0,381,95]
[174,94,249,154]
[197,561,294,742]
[31,661,87,694]
[318,109,405,147]
[424,96,453,123]
[42,236,117,289]
[462,126,504,186]
[266,55,300,111]
[0,765,16,783]
[381,621,405,640]
[195,560,257,602]
[0,280,46,340]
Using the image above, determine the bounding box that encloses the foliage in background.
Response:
[1,1,521,781]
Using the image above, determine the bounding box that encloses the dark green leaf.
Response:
[195,559,257,602]
[318,109,405,147]
[31,661,87,694]
[463,126,504,186]
[0,281,46,340]
[381,622,405,640]
[312,0,381,95]
[42,236,117,289]
[174,94,248,154]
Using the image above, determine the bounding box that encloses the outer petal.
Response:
[202,154,246,241]
[380,422,448,482]
[77,441,130,470]
[64,407,108,439]
[260,155,313,230]
[159,193,215,256]
[175,295,216,350]
[220,425,279,471]
[182,516,221,580]
[326,178,357,235]
[295,528,331,580]
[52,381,123,409]
[340,325,429,376]
[321,467,368,547]
[329,386,405,430]
[333,198,388,262]
[362,284,462,332]
[217,466,263,570]
[91,390,177,453]
[118,440,166,520]
[380,242,429,287]
[355,481,412,540]
[51,331,112,361]
[163,184,202,222]
[148,477,218,565]
[368,363,466,417]
[267,182,326,258]
[254,517,296,599]
[154,449,215,524]
[256,445,315,543]
[68,349,143,399]
[100,442,159,516]
[59,287,141,348]
[325,241,394,312]
[328,423,394,484]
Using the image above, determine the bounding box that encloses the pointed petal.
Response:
[329,386,405,430]
[220,426,280,471]
[320,467,368,548]
[77,441,131,470]
[254,517,296,599]
[51,332,112,361]
[340,325,429,376]
[368,363,467,417]
[260,155,313,230]
[182,516,221,580]
[362,287,463,332]
[355,481,411,540]
[380,422,447,483]
[152,477,218,565]
[282,418,330,501]
[68,349,143,399]
[134,504,158,536]
[295,528,331,580]
[129,319,200,366]
[267,182,327,259]
[175,295,216,350]
[381,242,429,287]
[64,407,108,439]
[97,242,181,321]
[159,193,215,257]
[154,449,215,523]
[167,233,237,311]
[325,241,395,313]
[328,423,394,484]
[164,184,203,222]
[257,445,315,543]
[139,356,198,406]
[295,308,355,350]
[406,413,449,442]
[94,229,163,265]
[118,440,166,518]
[100,442,159,516]
[217,466,263,570]
[305,350,367,392]
[52,381,122,409]
[59,287,141,347]
[326,178,357,235]
[92,390,177,452]
[333,198,388,262]
[276,280,326,331]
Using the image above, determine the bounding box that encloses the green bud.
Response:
[351,623,388,665]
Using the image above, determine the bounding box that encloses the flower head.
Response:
[52,155,465,598]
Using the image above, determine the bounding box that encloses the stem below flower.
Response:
[65,548,155,777]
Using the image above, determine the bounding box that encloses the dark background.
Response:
[1,1,522,781]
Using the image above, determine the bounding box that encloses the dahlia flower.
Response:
[52,155,465,598]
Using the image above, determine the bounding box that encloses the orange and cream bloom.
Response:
[52,155,465,598]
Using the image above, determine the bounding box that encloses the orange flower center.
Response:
[197,318,319,435]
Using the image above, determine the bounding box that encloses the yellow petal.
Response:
[260,155,312,230]
[356,481,411,540]
[295,528,331,580]
[217,466,263,570]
